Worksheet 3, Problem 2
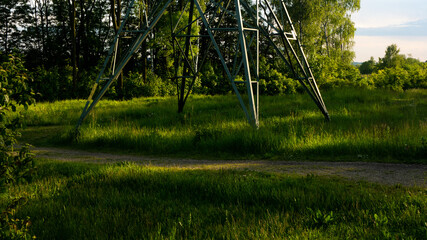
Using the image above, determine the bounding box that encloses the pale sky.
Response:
[351,0,427,62]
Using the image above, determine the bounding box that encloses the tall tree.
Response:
[359,57,376,75]
[284,0,360,63]
[71,0,78,93]
[0,0,32,53]
[379,44,405,69]
[111,0,124,99]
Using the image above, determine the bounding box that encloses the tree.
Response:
[359,57,376,75]
[283,0,360,63]
[71,0,78,94]
[378,44,405,69]
[368,45,427,90]
[111,0,124,99]
[0,0,32,54]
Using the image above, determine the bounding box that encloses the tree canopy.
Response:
[11,0,424,102]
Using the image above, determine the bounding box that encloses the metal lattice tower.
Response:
[76,0,330,130]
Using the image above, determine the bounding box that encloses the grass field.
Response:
[3,88,426,239]
[2,160,425,239]
[20,88,427,162]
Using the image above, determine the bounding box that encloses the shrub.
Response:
[124,70,175,99]
[370,63,427,91]
[0,54,36,239]
[31,65,73,101]
[371,68,406,91]
[259,57,297,95]
[359,57,376,75]
[199,62,231,95]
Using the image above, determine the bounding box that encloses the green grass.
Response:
[8,90,427,238]
[2,160,425,239]
[19,88,427,162]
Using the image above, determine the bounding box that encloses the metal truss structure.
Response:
[76,0,330,130]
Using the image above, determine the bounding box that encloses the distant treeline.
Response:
[1,0,425,102]
[357,44,427,91]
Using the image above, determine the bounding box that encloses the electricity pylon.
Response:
[76,0,330,131]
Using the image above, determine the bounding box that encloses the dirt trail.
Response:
[34,147,426,188]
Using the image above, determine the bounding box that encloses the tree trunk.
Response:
[140,3,147,83]
[38,0,46,61]
[71,0,78,96]
[177,0,195,113]
[77,0,85,69]
[322,22,330,58]
[111,0,123,100]
[4,17,8,54]
[44,0,50,61]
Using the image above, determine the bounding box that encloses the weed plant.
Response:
[2,160,425,239]
[20,88,427,162]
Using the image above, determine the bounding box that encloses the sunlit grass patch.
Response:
[2,160,425,239]
[19,88,427,161]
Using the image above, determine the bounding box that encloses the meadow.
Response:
[3,160,426,239]
[20,88,427,162]
[2,88,426,239]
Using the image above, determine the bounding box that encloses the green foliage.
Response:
[312,55,371,89]
[0,198,33,240]
[30,66,73,101]
[307,208,335,228]
[124,70,175,99]
[198,62,231,95]
[259,57,297,95]
[360,45,427,91]
[3,161,425,239]
[286,0,360,64]
[0,54,35,239]
[359,57,376,75]
[371,68,407,91]
[6,0,365,101]
[0,145,34,191]
[370,62,427,91]
[0,55,34,110]
[378,44,406,69]
[0,0,32,54]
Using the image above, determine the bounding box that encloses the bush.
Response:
[0,54,36,239]
[371,68,406,91]
[359,57,376,75]
[365,45,427,90]
[124,70,175,99]
[259,57,297,95]
[31,65,73,101]
[310,55,371,90]
[370,63,427,91]
[198,62,231,95]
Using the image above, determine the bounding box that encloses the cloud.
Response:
[354,36,427,62]
[351,1,427,62]
[351,0,427,29]
[356,19,427,36]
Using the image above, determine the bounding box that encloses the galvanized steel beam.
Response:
[76,0,329,132]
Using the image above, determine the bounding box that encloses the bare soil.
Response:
[34,147,426,188]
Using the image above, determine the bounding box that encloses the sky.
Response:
[351,0,427,62]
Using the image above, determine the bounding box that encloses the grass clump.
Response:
[2,160,425,239]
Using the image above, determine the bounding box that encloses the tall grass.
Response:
[20,88,427,161]
[3,160,426,239]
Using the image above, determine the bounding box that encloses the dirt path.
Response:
[34,147,427,188]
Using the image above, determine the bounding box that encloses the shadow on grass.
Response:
[14,161,426,239]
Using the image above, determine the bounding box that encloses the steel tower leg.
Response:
[192,0,260,127]
[76,0,173,131]
[76,0,329,132]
